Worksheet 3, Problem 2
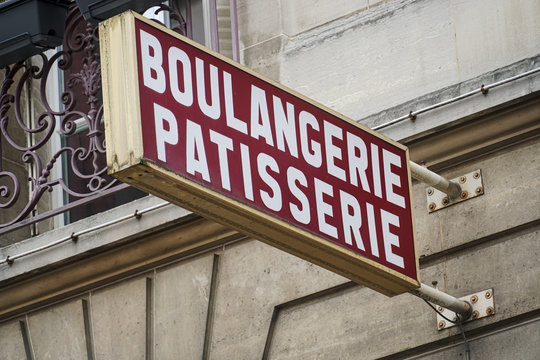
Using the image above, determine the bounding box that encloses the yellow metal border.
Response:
[100,11,420,296]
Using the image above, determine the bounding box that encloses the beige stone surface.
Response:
[0,320,27,360]
[280,0,367,36]
[27,299,87,360]
[451,0,540,82]
[412,137,540,255]
[154,254,214,359]
[91,276,147,360]
[279,0,458,120]
[209,239,347,359]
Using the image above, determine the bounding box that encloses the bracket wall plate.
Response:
[436,288,495,330]
[427,169,484,213]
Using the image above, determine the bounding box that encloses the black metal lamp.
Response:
[0,0,71,68]
[75,0,164,22]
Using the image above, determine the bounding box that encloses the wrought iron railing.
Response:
[0,1,239,240]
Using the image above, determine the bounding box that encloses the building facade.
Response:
[1,0,539,359]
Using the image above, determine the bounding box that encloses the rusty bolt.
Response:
[459,176,467,184]
[472,310,480,319]
[473,172,480,179]
[470,295,478,304]
[485,290,493,299]
[437,306,444,313]
[461,190,469,199]
[486,306,495,316]
[438,320,446,330]
[429,203,436,211]
[427,188,434,196]
[475,186,483,195]
[442,197,450,206]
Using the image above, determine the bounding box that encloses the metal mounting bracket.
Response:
[427,169,484,212]
[436,288,495,330]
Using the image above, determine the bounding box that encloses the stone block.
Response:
[280,0,367,37]
[452,0,540,82]
[0,320,27,360]
[266,263,447,359]
[91,276,147,360]
[279,0,459,120]
[242,35,285,81]
[209,239,346,359]
[435,138,540,252]
[154,253,214,359]
[28,298,87,359]
[237,0,282,49]
[417,319,540,360]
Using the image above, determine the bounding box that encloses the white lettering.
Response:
[195,58,220,119]
[257,153,282,211]
[250,85,274,146]
[140,30,166,94]
[240,143,254,201]
[209,130,234,191]
[186,120,210,181]
[324,121,346,181]
[347,132,370,192]
[168,47,193,106]
[299,111,322,168]
[287,167,310,224]
[383,149,405,208]
[273,96,298,158]
[223,71,248,134]
[366,202,379,257]
[381,209,404,268]
[339,190,365,250]
[153,103,178,162]
[371,144,382,198]
[314,177,337,238]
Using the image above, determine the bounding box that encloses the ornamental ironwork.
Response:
[0,2,193,235]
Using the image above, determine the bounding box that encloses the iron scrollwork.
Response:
[0,5,114,229]
[0,3,191,232]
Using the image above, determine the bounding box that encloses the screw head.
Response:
[485,290,493,299]
[427,188,434,196]
[461,190,469,199]
[472,310,480,319]
[438,320,446,330]
[486,306,495,316]
[442,197,450,206]
[473,172,480,179]
[459,176,467,184]
[429,203,436,211]
[476,186,483,194]
[437,306,444,313]
[470,295,478,303]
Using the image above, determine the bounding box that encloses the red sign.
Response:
[132,19,417,281]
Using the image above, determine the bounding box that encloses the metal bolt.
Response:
[473,172,480,179]
[472,310,480,319]
[438,320,446,330]
[442,197,450,206]
[429,203,436,211]
[486,306,495,316]
[437,306,444,313]
[470,295,478,304]
[485,290,493,299]
[476,186,483,195]
[459,176,467,184]
[427,188,434,196]
[460,190,469,199]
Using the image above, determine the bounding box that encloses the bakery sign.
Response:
[100,11,419,296]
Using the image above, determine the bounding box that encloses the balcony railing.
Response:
[0,0,239,241]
